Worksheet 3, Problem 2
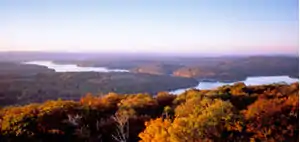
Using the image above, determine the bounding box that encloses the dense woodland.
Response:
[54,56,299,82]
[0,82,298,142]
[0,62,54,75]
[0,53,298,141]
[0,69,197,106]
[0,52,298,82]
[128,56,299,81]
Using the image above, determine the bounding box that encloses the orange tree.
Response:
[139,96,241,142]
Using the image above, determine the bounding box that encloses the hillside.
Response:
[51,56,298,82]
[0,62,54,75]
[131,63,183,75]
[0,52,297,82]
[0,71,198,106]
[0,82,298,142]
[133,56,299,81]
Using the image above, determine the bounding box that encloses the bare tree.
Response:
[66,114,82,126]
[111,113,129,142]
[65,114,103,142]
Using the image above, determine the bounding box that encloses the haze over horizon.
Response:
[0,0,298,55]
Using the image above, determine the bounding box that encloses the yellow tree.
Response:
[139,118,172,142]
[169,98,235,142]
[139,97,237,142]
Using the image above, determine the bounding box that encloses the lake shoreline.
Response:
[170,75,299,94]
[23,61,130,73]
[22,61,299,95]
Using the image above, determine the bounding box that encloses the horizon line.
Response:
[0,50,298,58]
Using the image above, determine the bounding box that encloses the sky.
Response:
[0,0,298,55]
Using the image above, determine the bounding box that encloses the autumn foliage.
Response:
[0,82,298,142]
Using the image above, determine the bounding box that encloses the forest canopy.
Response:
[0,82,298,142]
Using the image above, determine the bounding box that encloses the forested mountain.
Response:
[0,62,54,75]
[0,52,297,81]
[51,55,299,82]
[132,56,299,81]
[0,53,298,141]
[0,82,298,142]
[0,71,197,106]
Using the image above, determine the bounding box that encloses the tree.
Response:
[243,94,299,141]
[140,97,238,142]
[111,113,130,142]
[139,118,172,142]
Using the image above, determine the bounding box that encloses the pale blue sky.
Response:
[0,0,298,55]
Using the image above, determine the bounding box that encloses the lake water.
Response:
[170,76,299,94]
[23,61,129,72]
[23,61,298,94]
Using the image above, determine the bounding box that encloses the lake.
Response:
[23,61,298,95]
[170,76,299,94]
[23,61,129,72]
